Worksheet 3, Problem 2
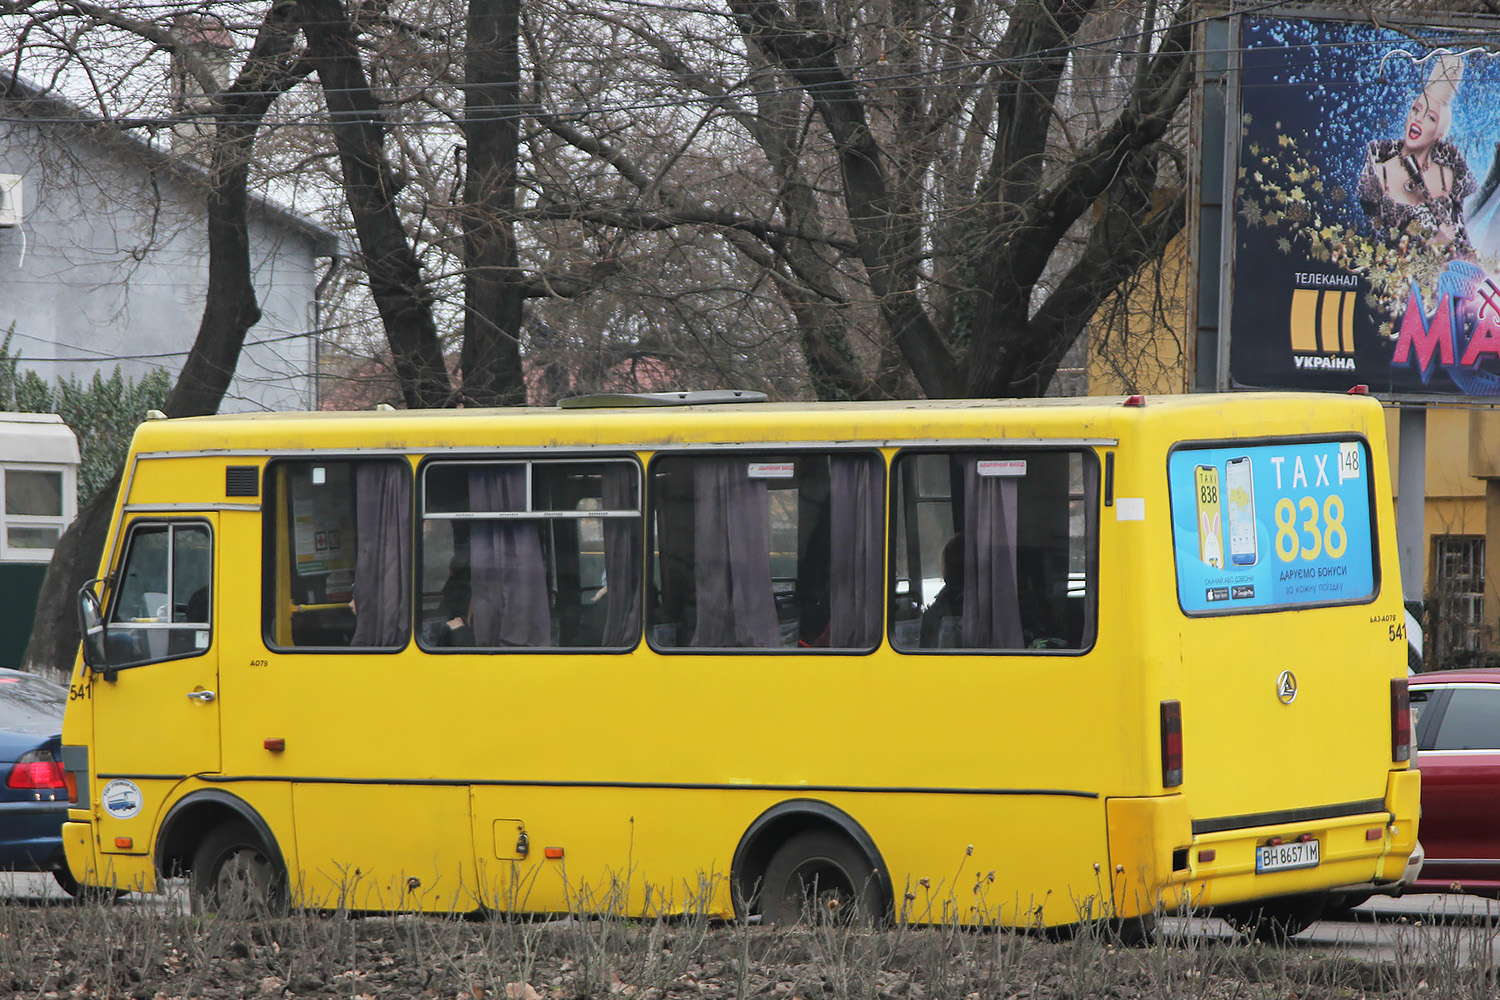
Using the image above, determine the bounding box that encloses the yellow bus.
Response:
[60,391,1418,933]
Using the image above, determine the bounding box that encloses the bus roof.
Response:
[126,392,1384,454]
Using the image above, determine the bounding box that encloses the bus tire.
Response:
[190,820,288,917]
[1219,893,1325,943]
[1108,913,1159,946]
[759,830,881,925]
[53,865,126,902]
[1322,890,1371,918]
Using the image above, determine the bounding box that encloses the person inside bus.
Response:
[920,532,964,648]
[428,548,474,647]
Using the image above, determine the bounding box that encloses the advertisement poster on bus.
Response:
[1169,440,1375,613]
[1230,16,1500,398]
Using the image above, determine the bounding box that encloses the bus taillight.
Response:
[1392,679,1411,762]
[1161,700,1183,787]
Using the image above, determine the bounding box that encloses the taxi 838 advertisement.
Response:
[1231,16,1500,398]
[1169,440,1375,614]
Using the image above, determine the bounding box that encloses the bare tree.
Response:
[4,0,1217,671]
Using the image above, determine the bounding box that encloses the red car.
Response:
[1409,669,1500,897]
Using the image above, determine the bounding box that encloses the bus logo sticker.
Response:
[100,779,143,819]
[1276,670,1298,705]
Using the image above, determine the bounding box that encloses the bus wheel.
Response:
[190,821,287,917]
[53,866,127,902]
[759,831,881,926]
[1219,893,1325,943]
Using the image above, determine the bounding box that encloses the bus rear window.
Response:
[1167,439,1376,613]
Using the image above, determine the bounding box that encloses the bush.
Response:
[0,325,170,506]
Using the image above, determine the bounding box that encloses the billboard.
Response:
[1230,16,1500,398]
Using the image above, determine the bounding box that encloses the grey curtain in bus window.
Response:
[962,464,1022,649]
[351,463,412,647]
[601,465,642,646]
[469,465,551,647]
[690,458,778,647]
[829,455,881,647]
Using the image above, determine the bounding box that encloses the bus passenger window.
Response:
[108,521,212,666]
[888,450,1097,653]
[263,460,412,649]
[647,452,884,651]
[418,459,642,650]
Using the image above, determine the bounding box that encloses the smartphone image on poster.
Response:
[1194,465,1223,569]
[1225,456,1257,566]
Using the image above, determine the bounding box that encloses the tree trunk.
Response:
[22,476,118,680]
[459,0,527,407]
[300,0,455,409]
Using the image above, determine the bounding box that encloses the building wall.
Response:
[0,107,334,412]
[1086,236,1193,397]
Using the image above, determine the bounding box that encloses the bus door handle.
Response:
[186,688,217,703]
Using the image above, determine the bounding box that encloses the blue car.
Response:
[0,667,78,894]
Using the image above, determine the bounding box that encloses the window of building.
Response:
[647,452,884,650]
[264,459,412,649]
[1431,534,1485,668]
[107,520,211,667]
[888,450,1096,652]
[2,466,70,560]
[419,459,642,650]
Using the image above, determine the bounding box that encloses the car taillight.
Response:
[1161,699,1183,787]
[1392,678,1411,762]
[6,749,67,790]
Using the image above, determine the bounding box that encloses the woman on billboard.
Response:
[1358,52,1475,256]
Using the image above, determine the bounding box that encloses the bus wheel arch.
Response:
[156,790,287,910]
[731,800,891,922]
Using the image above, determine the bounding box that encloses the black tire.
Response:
[759,830,883,926]
[53,865,126,902]
[190,820,287,917]
[1219,893,1325,943]
[1108,913,1160,946]
[1321,891,1372,919]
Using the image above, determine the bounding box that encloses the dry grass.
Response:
[2,882,1499,1000]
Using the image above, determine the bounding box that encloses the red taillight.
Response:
[1161,699,1183,787]
[6,751,67,790]
[1392,678,1411,762]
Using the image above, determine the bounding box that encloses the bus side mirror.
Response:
[78,585,109,673]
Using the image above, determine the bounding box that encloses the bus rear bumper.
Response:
[1106,768,1421,917]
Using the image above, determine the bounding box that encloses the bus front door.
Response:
[89,515,219,870]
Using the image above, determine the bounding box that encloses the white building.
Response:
[0,73,340,412]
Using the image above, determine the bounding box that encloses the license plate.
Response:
[1255,839,1320,873]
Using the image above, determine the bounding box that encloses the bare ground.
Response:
[0,898,1491,1000]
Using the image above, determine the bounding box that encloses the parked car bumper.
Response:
[0,798,70,870]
